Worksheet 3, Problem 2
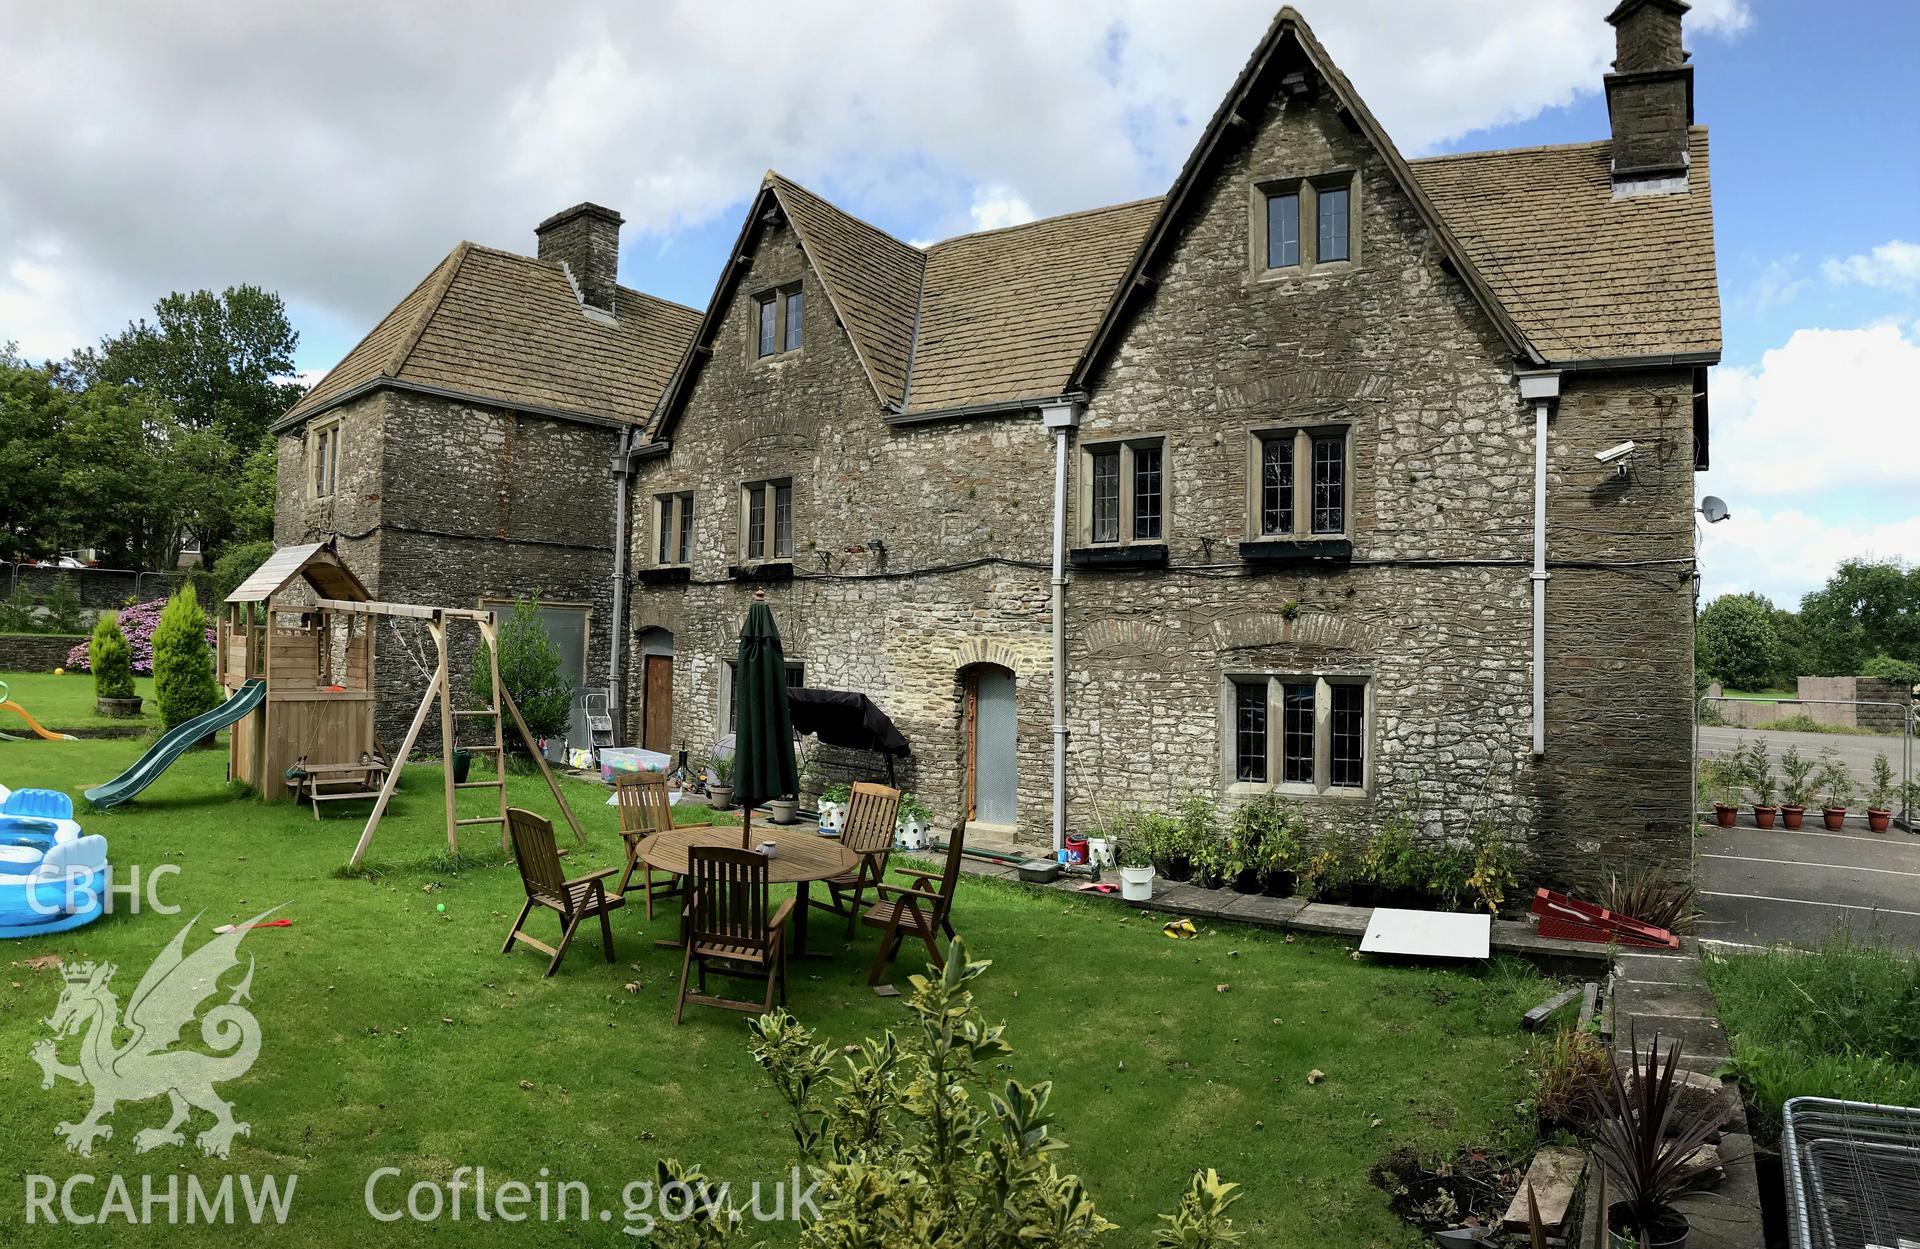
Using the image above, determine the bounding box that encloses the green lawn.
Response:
[0,732,1553,1245]
[1,669,158,732]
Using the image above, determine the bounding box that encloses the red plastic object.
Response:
[1530,888,1678,949]
[1061,833,1089,865]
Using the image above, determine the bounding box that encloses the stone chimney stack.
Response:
[1604,0,1694,186]
[535,202,623,316]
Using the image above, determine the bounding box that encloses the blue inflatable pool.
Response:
[0,788,109,939]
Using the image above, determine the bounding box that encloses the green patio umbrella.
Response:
[731,590,797,849]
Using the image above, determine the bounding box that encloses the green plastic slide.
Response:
[83,679,266,810]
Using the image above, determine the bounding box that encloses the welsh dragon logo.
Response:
[30,909,275,1158]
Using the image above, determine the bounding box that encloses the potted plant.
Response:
[1368,811,1422,907]
[818,781,851,832]
[1424,842,1473,912]
[896,793,932,849]
[1816,751,1852,831]
[1144,811,1190,882]
[1589,1031,1728,1249]
[1301,834,1356,905]
[1466,820,1518,916]
[1741,738,1778,829]
[708,750,735,810]
[768,793,801,825]
[89,611,141,717]
[1179,792,1222,887]
[1114,833,1156,902]
[1865,752,1897,834]
[1255,806,1303,897]
[1778,745,1815,830]
[1701,754,1741,828]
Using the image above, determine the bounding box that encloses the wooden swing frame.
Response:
[329,598,584,869]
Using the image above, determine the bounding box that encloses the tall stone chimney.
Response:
[1604,0,1694,185]
[535,202,623,316]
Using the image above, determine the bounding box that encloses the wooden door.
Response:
[642,654,673,753]
[966,667,1017,827]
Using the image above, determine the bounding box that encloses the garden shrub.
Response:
[65,597,213,674]
[41,576,86,634]
[89,611,136,700]
[152,585,220,730]
[746,942,1241,1247]
[472,597,571,745]
[1861,653,1920,686]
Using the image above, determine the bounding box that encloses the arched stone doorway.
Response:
[638,627,674,753]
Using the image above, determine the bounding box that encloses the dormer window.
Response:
[754,284,802,359]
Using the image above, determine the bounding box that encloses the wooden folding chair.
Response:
[613,770,683,919]
[810,782,900,938]
[503,807,624,976]
[675,847,794,1023]
[862,825,965,987]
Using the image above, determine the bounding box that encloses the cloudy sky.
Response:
[3,0,1915,606]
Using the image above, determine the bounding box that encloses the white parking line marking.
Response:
[1701,854,1920,881]
[1701,891,1920,919]
[1714,826,1918,845]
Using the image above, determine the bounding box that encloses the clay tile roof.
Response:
[766,174,925,408]
[905,198,1162,413]
[279,242,700,429]
[1409,129,1721,363]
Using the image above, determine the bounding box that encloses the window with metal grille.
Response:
[772,480,793,558]
[1234,682,1268,782]
[745,486,766,559]
[1090,447,1121,543]
[1266,191,1300,269]
[1330,683,1364,787]
[1317,185,1350,262]
[657,496,674,564]
[1132,444,1163,541]
[1311,434,1345,534]
[1281,682,1315,784]
[1260,434,1294,535]
[783,289,803,352]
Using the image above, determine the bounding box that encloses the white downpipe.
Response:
[1531,397,1550,757]
[1050,423,1069,854]
[609,428,631,741]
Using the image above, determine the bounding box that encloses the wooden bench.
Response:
[286,758,390,819]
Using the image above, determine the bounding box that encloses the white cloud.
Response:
[1822,240,1920,291]
[0,1,1752,362]
[1697,322,1920,603]
[1742,258,1807,313]
[968,186,1038,232]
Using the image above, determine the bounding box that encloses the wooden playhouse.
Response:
[220,541,377,801]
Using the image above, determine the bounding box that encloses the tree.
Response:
[90,612,136,701]
[472,598,572,746]
[1696,593,1784,690]
[1799,559,1920,677]
[231,437,281,544]
[152,585,220,731]
[0,357,77,561]
[69,286,305,449]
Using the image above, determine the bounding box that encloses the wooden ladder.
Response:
[442,617,511,851]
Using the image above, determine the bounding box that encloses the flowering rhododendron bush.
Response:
[66,598,215,675]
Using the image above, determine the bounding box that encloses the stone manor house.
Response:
[277,3,1719,888]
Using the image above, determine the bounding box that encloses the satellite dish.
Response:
[1697,496,1730,524]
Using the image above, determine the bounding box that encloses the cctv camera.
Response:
[1593,441,1637,466]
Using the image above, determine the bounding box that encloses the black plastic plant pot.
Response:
[1232,868,1263,895]
[452,749,472,785]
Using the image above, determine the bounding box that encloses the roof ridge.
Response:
[1410,137,1614,165]
[927,195,1165,251]
[388,241,470,377]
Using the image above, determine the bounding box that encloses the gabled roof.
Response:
[1067,6,1540,392]
[768,175,925,408]
[904,198,1161,414]
[1409,131,1720,363]
[225,540,369,605]
[278,243,699,430]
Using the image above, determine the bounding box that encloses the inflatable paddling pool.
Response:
[0,787,109,939]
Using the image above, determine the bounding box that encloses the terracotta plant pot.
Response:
[1822,807,1847,831]
[1781,806,1805,830]
[1868,808,1892,834]
[1712,803,1738,828]
[1752,805,1778,830]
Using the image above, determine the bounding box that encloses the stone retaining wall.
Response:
[0,633,89,672]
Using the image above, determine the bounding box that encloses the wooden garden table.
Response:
[635,825,859,958]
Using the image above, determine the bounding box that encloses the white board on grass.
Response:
[1360,908,1491,960]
